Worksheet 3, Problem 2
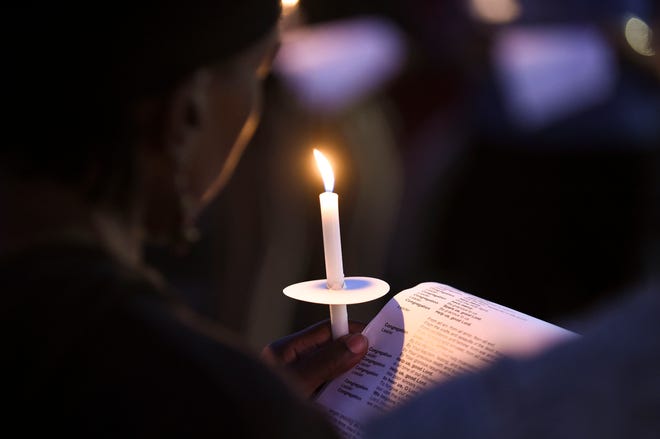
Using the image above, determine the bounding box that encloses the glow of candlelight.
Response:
[313,149,335,192]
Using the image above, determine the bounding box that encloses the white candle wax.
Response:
[319,192,345,290]
[315,149,349,339]
[329,303,348,340]
[320,192,348,339]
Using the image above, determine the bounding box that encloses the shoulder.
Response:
[87,292,335,437]
[2,244,337,437]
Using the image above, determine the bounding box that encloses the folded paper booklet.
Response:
[315,282,576,439]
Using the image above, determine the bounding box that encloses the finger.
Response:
[262,319,368,367]
[349,320,367,334]
[289,320,334,354]
[261,320,333,365]
[292,333,369,397]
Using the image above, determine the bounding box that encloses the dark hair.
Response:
[2,1,280,202]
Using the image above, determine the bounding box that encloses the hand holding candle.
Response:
[282,150,389,342]
[314,149,349,339]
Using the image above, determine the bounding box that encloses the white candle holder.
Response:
[283,277,390,338]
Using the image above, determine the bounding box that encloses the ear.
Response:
[161,70,213,163]
[130,69,213,245]
[130,69,213,160]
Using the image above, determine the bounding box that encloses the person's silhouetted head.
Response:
[2,2,281,246]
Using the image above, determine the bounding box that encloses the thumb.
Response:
[293,333,369,397]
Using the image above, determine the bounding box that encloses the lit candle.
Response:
[313,149,349,339]
[281,0,299,14]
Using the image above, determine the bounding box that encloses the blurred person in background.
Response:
[366,2,660,437]
[1,2,368,436]
[385,0,660,326]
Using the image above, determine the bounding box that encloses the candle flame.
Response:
[281,0,299,18]
[313,149,335,192]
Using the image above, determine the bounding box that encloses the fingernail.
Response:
[346,334,368,354]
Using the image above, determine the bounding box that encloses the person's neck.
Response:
[0,177,142,268]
